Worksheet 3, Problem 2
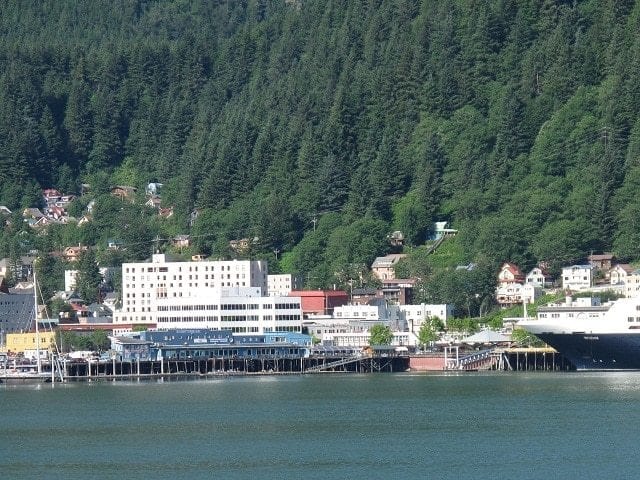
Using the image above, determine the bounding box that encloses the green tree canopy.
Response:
[369,324,393,346]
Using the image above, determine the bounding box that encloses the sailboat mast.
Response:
[33,265,41,374]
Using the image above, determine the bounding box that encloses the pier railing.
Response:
[304,355,363,373]
[445,349,495,370]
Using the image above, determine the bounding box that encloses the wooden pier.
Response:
[57,352,411,381]
[35,347,575,382]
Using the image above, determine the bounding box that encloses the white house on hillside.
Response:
[526,267,551,288]
[561,265,593,291]
[623,269,640,298]
[610,264,634,285]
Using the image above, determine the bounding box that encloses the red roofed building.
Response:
[497,262,524,284]
[289,290,349,316]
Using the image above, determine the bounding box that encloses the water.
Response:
[1,372,639,480]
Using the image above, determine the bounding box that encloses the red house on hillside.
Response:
[497,262,525,284]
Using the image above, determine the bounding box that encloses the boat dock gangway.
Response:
[304,355,363,373]
[445,348,495,370]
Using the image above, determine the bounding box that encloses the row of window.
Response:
[275,314,301,321]
[158,316,218,322]
[125,265,253,273]
[156,304,298,312]
[539,313,601,318]
[275,303,300,310]
[156,315,294,323]
[125,281,251,289]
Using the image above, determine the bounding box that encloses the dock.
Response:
[3,347,574,383]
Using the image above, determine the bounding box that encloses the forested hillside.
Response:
[1,0,640,296]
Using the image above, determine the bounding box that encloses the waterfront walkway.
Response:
[11,347,572,383]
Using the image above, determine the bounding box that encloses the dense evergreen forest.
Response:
[1,0,640,312]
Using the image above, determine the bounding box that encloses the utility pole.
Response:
[600,126,609,152]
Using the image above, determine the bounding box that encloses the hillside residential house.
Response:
[110,185,137,201]
[145,196,162,209]
[609,264,634,285]
[588,253,615,272]
[496,282,542,307]
[0,256,36,282]
[146,182,163,196]
[498,263,525,284]
[526,267,552,288]
[623,269,640,297]
[388,230,404,247]
[371,254,407,281]
[158,207,174,218]
[562,265,593,291]
[63,245,88,262]
[381,278,416,305]
[350,288,381,305]
[172,235,191,248]
[229,238,254,254]
[23,208,44,221]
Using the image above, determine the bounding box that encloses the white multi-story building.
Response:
[113,254,302,335]
[303,301,453,348]
[333,303,388,321]
[65,267,116,292]
[268,273,303,296]
[624,269,640,298]
[398,304,453,335]
[562,265,593,291]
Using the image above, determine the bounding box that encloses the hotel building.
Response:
[113,254,302,335]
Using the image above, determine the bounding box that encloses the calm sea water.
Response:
[1,372,639,480]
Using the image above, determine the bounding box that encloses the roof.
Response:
[563,264,593,270]
[501,263,523,277]
[291,290,349,298]
[113,337,153,346]
[611,263,634,274]
[588,254,614,261]
[462,330,511,344]
[456,263,477,271]
[381,278,417,287]
[372,254,407,268]
[352,288,378,296]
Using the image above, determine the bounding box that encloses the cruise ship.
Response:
[519,295,640,370]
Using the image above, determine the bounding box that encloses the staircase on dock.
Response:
[305,355,363,373]
[445,349,497,371]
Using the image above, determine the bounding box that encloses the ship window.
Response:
[629,317,634,323]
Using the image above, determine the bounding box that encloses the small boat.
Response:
[0,360,52,383]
